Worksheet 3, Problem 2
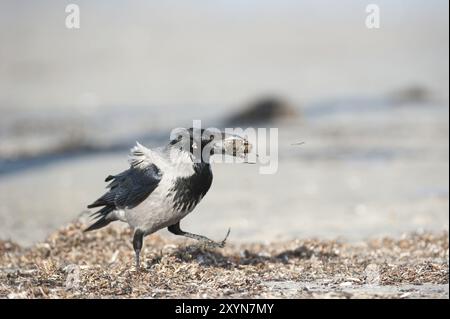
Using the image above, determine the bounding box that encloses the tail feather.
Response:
[84,217,113,232]
[84,206,115,232]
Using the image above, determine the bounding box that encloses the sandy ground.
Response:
[0,223,448,299]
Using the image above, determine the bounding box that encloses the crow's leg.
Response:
[132,229,144,269]
[168,222,230,248]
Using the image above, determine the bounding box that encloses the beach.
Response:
[0,1,448,299]
[1,223,448,298]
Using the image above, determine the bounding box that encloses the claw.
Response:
[220,228,231,247]
[203,228,231,249]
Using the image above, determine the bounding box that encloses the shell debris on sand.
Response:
[0,223,448,299]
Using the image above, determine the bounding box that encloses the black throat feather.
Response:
[170,162,213,212]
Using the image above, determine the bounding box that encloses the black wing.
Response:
[85,164,162,231]
[88,163,162,210]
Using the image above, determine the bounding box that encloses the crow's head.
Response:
[169,128,252,163]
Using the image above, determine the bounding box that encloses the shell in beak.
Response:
[215,133,252,158]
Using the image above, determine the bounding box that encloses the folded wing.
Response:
[85,143,163,231]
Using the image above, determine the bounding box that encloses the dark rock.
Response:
[389,85,433,104]
[225,96,299,126]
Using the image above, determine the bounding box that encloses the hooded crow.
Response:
[86,128,251,268]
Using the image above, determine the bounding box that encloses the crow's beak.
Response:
[213,132,252,158]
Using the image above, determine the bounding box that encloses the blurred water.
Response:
[0,99,448,245]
